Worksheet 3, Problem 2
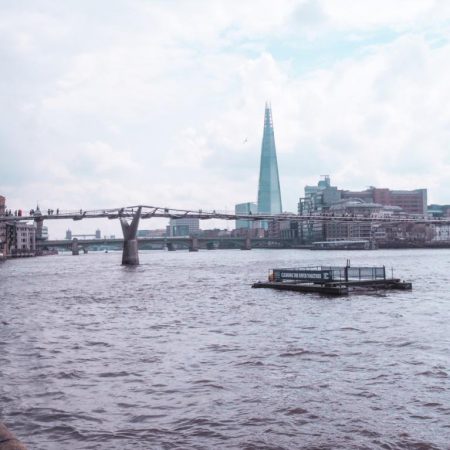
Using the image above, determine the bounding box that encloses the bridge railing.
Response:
[2,204,449,225]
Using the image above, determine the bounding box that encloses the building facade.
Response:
[297,176,341,243]
[430,224,450,241]
[137,229,166,238]
[0,195,5,255]
[341,187,427,215]
[0,224,5,256]
[235,202,257,229]
[428,204,450,218]
[3,222,36,256]
[298,176,341,214]
[297,177,430,243]
[168,217,200,237]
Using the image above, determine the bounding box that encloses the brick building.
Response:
[341,187,427,215]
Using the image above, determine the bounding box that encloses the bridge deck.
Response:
[1,204,448,224]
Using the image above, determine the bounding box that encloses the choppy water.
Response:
[1,249,449,449]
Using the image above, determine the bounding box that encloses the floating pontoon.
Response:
[252,262,412,296]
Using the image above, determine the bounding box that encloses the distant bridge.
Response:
[44,236,287,246]
[43,236,292,252]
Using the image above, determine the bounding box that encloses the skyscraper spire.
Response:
[257,103,282,215]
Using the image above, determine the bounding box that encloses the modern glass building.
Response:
[168,217,200,236]
[257,103,282,215]
[235,202,257,229]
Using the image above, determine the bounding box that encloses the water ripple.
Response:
[1,249,449,449]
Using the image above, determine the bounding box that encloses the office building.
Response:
[137,229,166,238]
[298,176,341,214]
[324,199,383,241]
[235,202,257,229]
[428,204,450,218]
[297,176,340,243]
[300,178,428,216]
[296,177,427,243]
[257,103,282,215]
[341,187,427,215]
[168,217,200,237]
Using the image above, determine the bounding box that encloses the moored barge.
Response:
[252,262,412,296]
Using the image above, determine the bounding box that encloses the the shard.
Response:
[257,103,282,215]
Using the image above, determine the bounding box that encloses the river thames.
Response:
[1,249,449,449]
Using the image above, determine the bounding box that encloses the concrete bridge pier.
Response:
[241,237,252,250]
[72,238,79,256]
[166,243,176,251]
[189,237,199,252]
[120,207,141,265]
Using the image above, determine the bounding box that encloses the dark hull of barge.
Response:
[252,279,412,296]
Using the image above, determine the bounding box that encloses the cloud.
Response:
[1,1,450,238]
[319,0,450,31]
[164,128,212,169]
[73,141,139,176]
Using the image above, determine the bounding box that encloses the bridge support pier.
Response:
[189,237,199,252]
[34,212,44,256]
[241,237,252,250]
[35,218,44,240]
[166,243,176,251]
[72,238,79,256]
[120,207,141,265]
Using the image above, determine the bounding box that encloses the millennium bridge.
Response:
[2,204,449,265]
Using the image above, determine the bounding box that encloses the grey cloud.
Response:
[2,0,450,225]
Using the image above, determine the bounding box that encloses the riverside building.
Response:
[0,195,37,256]
[168,217,200,237]
[341,187,427,215]
[297,177,429,244]
[235,202,257,230]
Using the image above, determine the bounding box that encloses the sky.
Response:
[1,0,450,239]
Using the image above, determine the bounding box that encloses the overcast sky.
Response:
[1,0,450,238]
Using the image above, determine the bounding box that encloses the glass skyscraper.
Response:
[235,202,257,229]
[257,103,282,214]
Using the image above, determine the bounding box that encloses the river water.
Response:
[1,249,449,449]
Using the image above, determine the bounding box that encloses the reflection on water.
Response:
[1,249,449,449]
